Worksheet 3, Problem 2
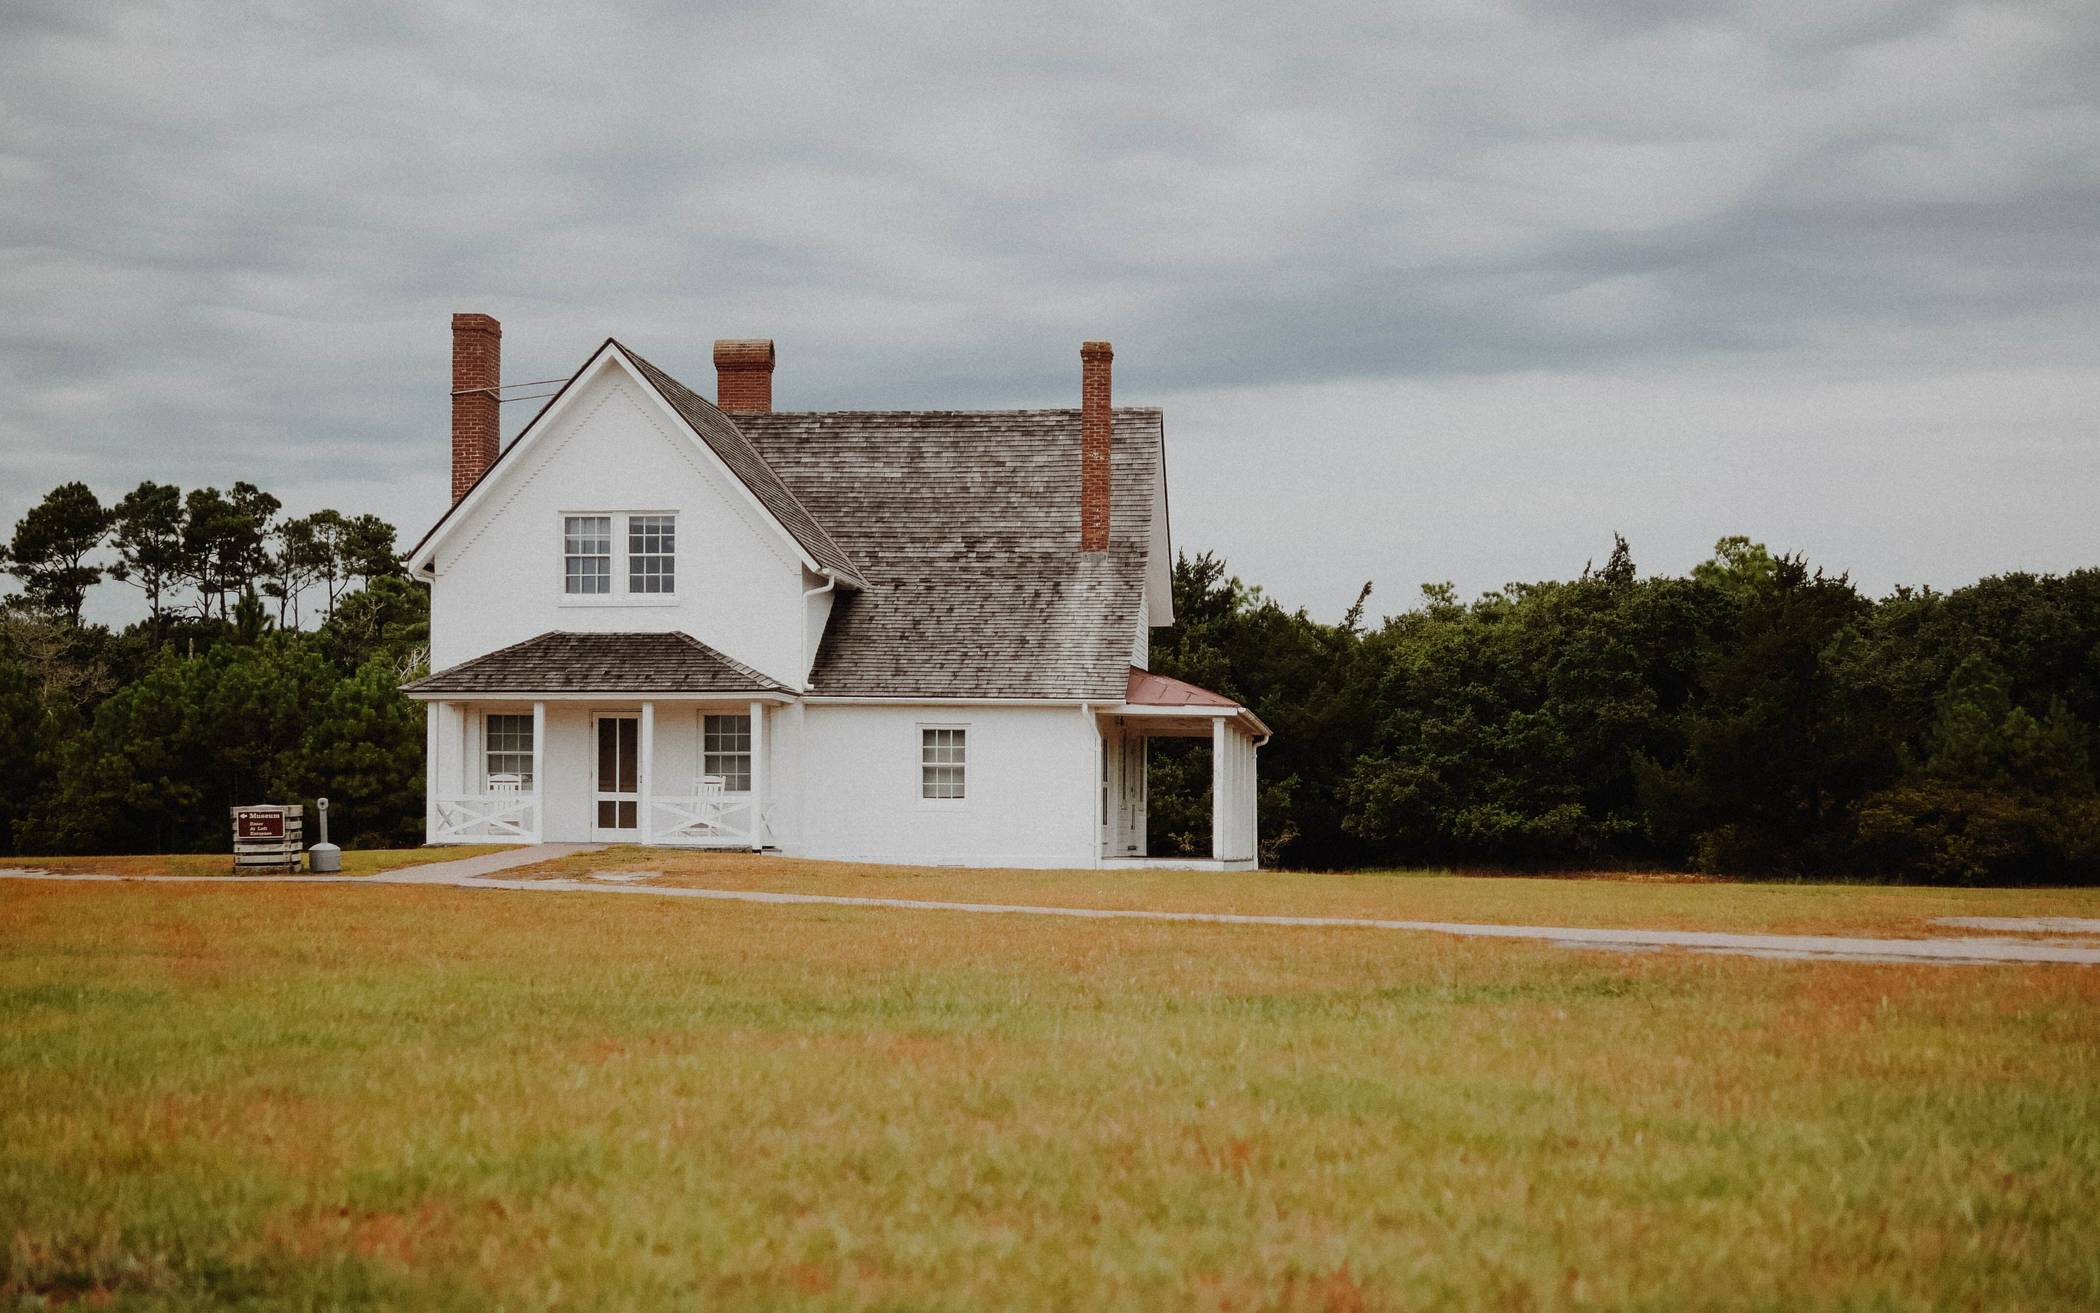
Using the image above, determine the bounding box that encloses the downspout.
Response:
[799,569,839,693]
[1079,702,1099,866]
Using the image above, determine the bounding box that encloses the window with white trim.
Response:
[703,713,752,792]
[921,727,966,800]
[485,714,534,785]
[629,514,676,594]
[561,512,676,600]
[563,516,611,595]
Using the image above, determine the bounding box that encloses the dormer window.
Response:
[561,512,676,602]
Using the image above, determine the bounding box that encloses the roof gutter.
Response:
[401,689,801,704]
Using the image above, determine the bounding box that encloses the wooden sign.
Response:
[232,804,303,872]
[235,810,286,840]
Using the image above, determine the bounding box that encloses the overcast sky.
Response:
[3,0,2096,624]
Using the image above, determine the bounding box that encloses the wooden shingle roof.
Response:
[406,631,790,696]
[739,408,1162,699]
[617,346,867,584]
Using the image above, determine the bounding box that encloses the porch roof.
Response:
[404,631,792,698]
[1119,666,1272,738]
[1126,667,1236,709]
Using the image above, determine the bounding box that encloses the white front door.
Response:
[1101,725,1147,857]
[1118,733,1147,856]
[592,714,640,841]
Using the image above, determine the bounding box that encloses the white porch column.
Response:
[531,701,546,843]
[456,702,473,797]
[1211,717,1229,863]
[424,702,439,842]
[749,699,767,850]
[639,701,655,844]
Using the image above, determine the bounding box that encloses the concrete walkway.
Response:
[5,851,2098,966]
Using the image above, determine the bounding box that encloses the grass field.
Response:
[4,870,2099,1310]
[512,846,2100,939]
[2,846,514,878]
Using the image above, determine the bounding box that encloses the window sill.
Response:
[558,596,680,608]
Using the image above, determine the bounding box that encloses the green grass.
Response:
[3,878,2097,1310]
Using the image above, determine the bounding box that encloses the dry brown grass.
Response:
[4,845,517,878]
[523,846,2100,938]
[3,876,2097,1310]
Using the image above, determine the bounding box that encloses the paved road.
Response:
[5,848,2097,967]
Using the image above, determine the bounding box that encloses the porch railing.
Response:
[647,791,761,847]
[432,790,541,843]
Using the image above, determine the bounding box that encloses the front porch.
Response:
[421,698,778,849]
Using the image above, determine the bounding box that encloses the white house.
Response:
[403,315,1267,868]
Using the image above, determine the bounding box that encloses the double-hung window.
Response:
[703,714,752,792]
[921,727,966,800]
[629,515,676,594]
[561,512,675,600]
[563,516,612,595]
[485,714,534,786]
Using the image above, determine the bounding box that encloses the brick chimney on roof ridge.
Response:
[451,313,501,504]
[714,339,775,412]
[1080,340,1113,552]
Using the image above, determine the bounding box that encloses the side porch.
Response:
[1096,668,1270,871]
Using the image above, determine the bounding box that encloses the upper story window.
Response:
[561,512,675,601]
[629,515,676,594]
[563,516,611,595]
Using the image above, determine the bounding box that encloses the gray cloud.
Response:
[2,0,2096,623]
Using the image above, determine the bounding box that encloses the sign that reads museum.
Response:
[232,804,303,872]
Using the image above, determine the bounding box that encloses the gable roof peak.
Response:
[409,337,865,586]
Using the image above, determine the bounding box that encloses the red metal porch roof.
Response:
[1125,667,1238,709]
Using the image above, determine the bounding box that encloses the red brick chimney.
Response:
[714,339,775,412]
[1080,340,1113,551]
[451,313,501,503]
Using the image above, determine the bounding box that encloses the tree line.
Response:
[0,481,428,854]
[1148,539,2100,885]
[6,474,2097,882]
[2,479,399,631]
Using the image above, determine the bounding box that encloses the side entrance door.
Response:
[592,713,640,841]
[1118,733,1147,855]
[1101,725,1146,858]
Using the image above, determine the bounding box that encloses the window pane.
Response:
[703,713,752,792]
[921,728,966,799]
[629,514,676,594]
[564,515,612,595]
[486,714,534,786]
